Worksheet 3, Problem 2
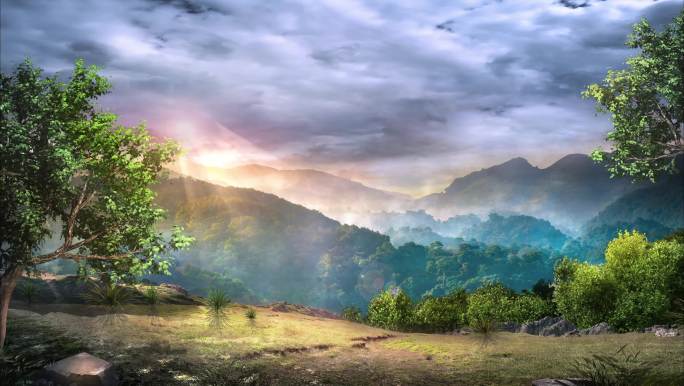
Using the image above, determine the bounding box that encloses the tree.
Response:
[0,60,194,348]
[584,13,683,181]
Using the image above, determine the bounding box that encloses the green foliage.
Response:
[466,282,514,328]
[413,289,467,332]
[205,288,231,330]
[554,231,684,330]
[585,14,684,181]
[341,306,363,322]
[245,308,256,320]
[572,345,665,386]
[553,260,619,328]
[508,294,554,324]
[605,232,684,330]
[367,288,414,331]
[0,58,193,279]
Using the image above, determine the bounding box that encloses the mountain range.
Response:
[175,154,656,234]
[415,154,645,233]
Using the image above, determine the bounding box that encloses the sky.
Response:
[1,0,681,195]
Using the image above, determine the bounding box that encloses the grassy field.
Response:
[3,303,683,385]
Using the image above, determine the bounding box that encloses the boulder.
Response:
[644,325,680,337]
[580,322,612,335]
[532,378,592,386]
[655,327,679,337]
[38,352,118,386]
[541,319,577,337]
[159,283,188,296]
[520,317,577,336]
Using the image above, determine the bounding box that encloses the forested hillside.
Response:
[151,177,564,311]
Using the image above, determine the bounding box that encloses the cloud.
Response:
[1,0,675,193]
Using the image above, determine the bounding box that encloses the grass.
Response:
[5,304,684,385]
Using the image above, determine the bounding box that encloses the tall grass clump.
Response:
[571,344,674,386]
[205,288,231,330]
[144,286,162,325]
[83,280,132,325]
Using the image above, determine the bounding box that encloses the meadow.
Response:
[4,302,682,385]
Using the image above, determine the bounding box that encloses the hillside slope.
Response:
[171,162,410,220]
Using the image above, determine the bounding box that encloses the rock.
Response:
[541,319,577,337]
[580,322,613,335]
[644,325,680,337]
[38,352,118,386]
[501,321,521,333]
[532,378,592,386]
[654,327,679,337]
[520,317,577,336]
[159,283,188,296]
[563,329,580,337]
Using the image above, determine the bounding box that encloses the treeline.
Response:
[317,225,563,312]
[342,231,684,333]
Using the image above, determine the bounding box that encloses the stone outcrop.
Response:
[38,352,118,386]
[520,317,577,336]
[645,325,680,337]
[580,322,612,335]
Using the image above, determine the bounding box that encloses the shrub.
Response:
[367,288,414,331]
[466,282,514,328]
[553,261,619,328]
[245,308,256,320]
[508,294,554,324]
[413,289,468,332]
[341,306,363,322]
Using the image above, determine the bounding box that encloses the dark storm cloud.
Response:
[1,0,679,192]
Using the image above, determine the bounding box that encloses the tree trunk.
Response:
[0,264,22,350]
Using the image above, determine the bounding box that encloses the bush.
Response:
[413,289,468,332]
[554,232,684,331]
[508,294,554,324]
[553,260,619,328]
[466,282,514,328]
[367,288,414,331]
[341,306,363,322]
[245,308,256,320]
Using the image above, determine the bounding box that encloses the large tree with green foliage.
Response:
[0,60,193,348]
[584,12,683,181]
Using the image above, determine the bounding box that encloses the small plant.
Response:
[571,344,662,386]
[19,281,38,307]
[341,306,362,322]
[144,286,160,306]
[205,288,231,329]
[83,281,131,309]
[144,286,162,325]
[245,308,256,321]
